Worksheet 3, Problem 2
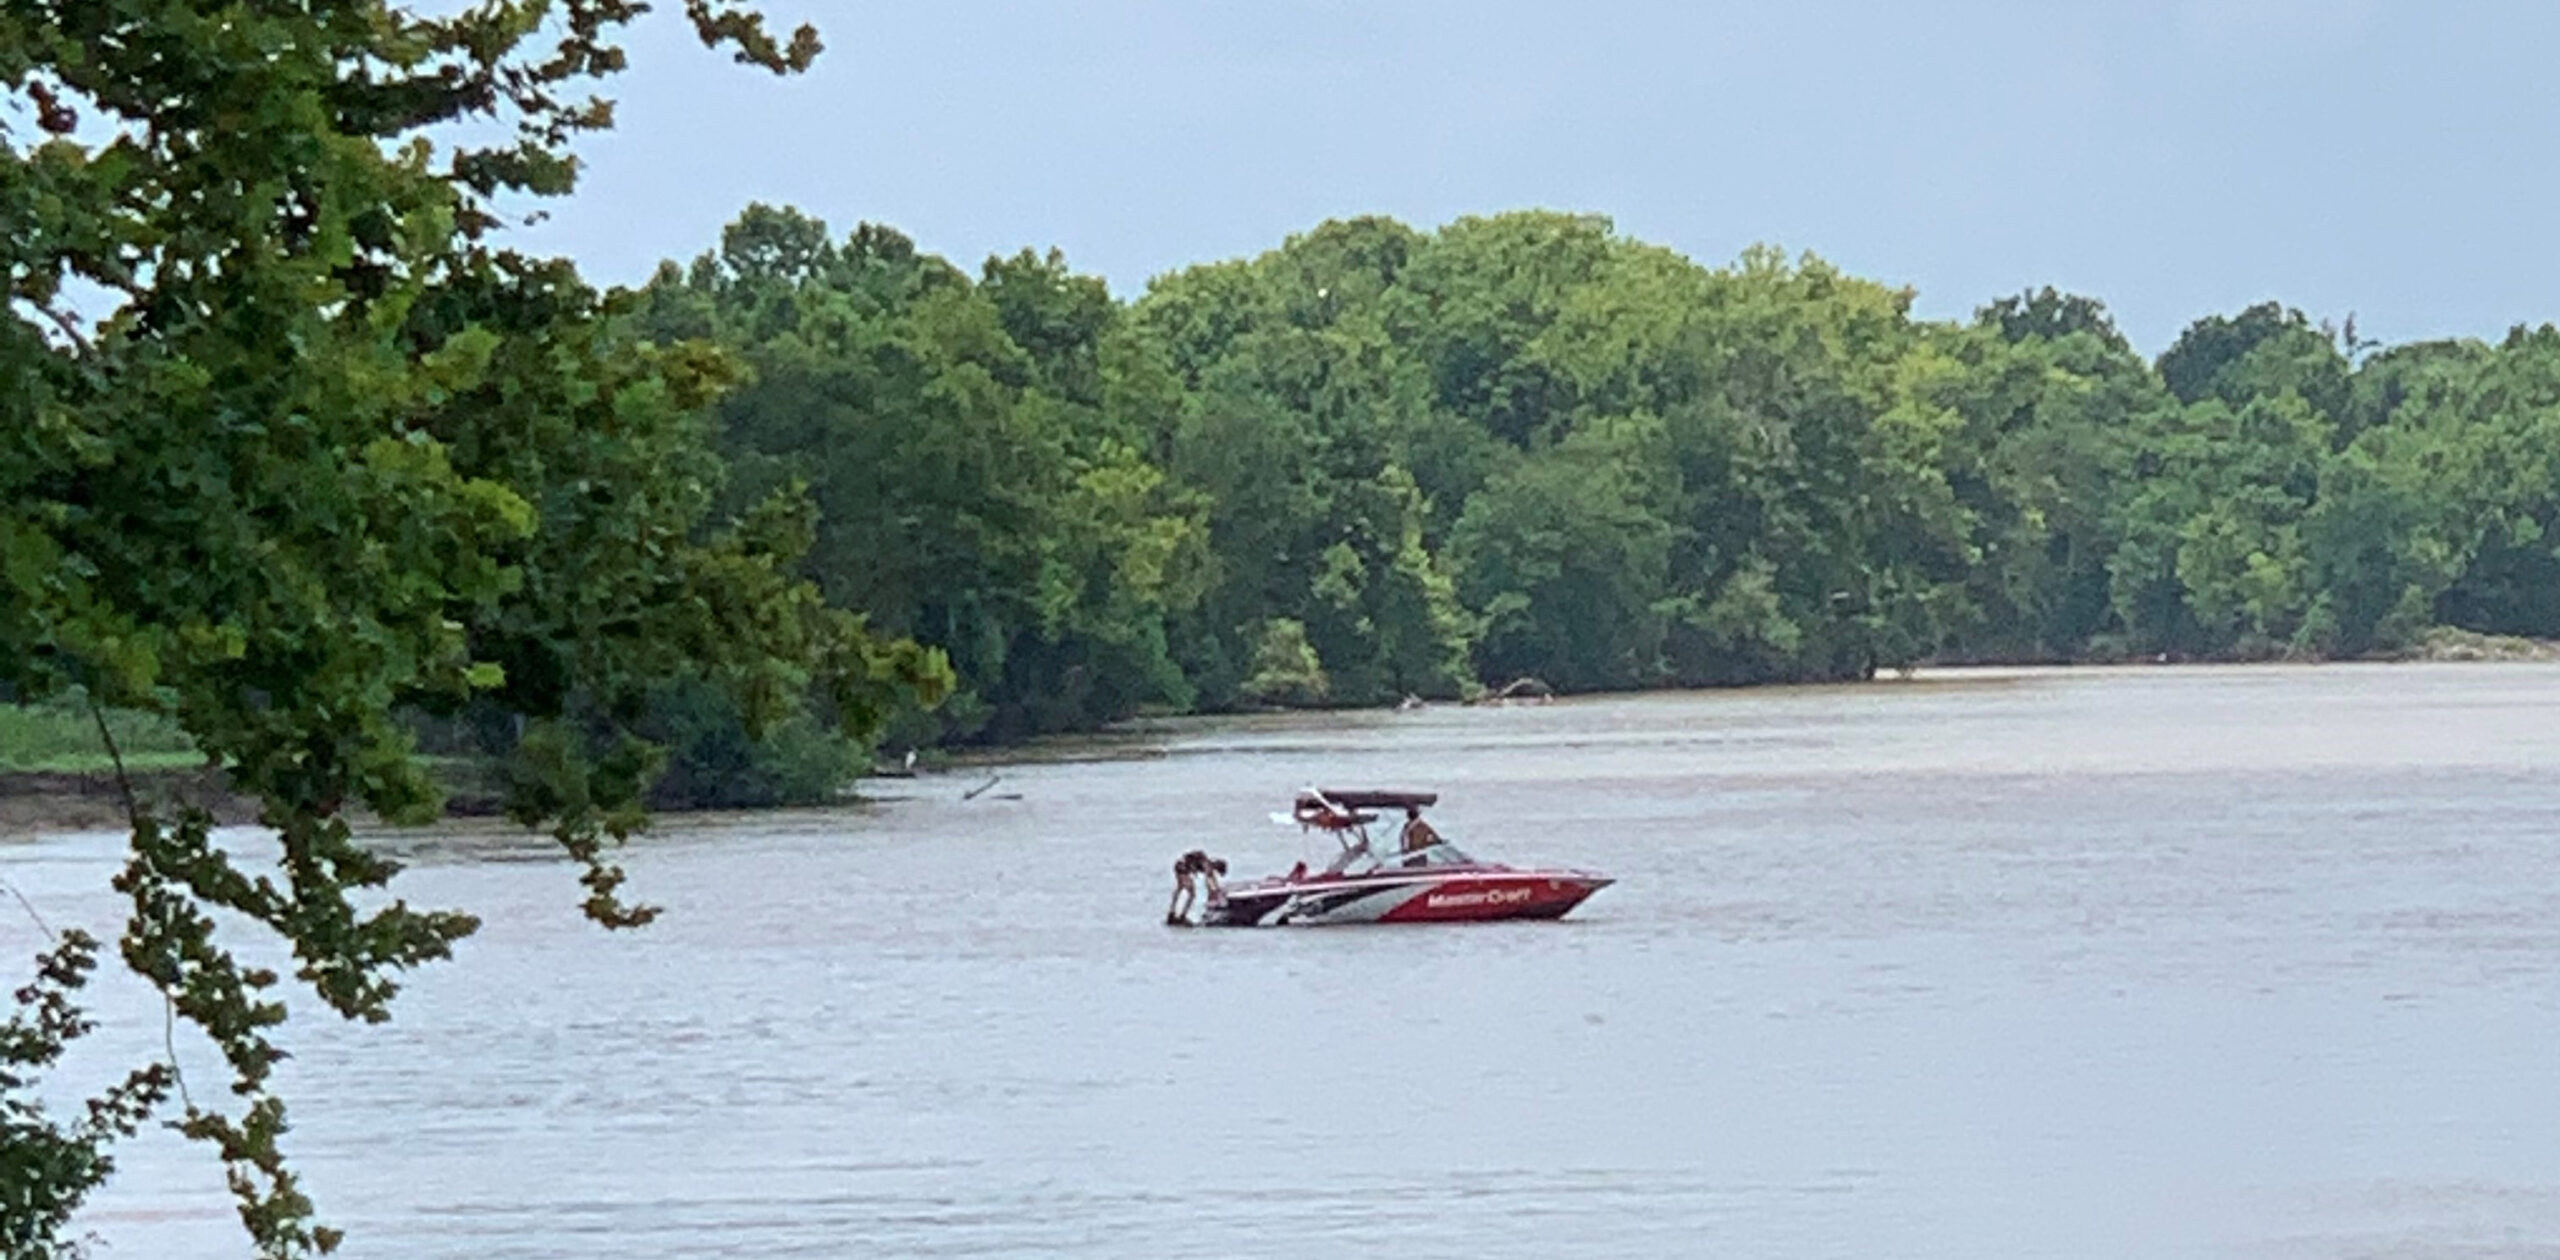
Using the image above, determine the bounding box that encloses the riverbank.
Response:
[0,763,521,840]
[0,766,262,838]
[2395,625,2560,662]
[12,638,2557,839]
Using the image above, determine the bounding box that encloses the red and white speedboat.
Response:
[1197,789,1611,927]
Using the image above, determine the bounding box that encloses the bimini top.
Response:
[1297,789,1437,811]
[1291,788,1438,831]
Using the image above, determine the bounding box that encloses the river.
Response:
[14,662,2560,1258]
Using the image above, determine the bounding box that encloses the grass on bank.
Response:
[0,701,202,773]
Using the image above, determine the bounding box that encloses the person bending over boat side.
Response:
[1166,850,1227,925]
[1167,851,1201,924]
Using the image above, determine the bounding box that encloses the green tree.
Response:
[1925,294,2165,660]
[2298,428,2469,655]
[981,246,1116,406]
[1361,468,1480,699]
[1980,286,2135,354]
[1449,419,1676,691]
[0,6,945,1256]
[2157,301,2350,424]
[1238,618,1330,705]
[1137,229,1483,707]
[645,211,1209,742]
[2403,328,2560,637]
[1386,211,1620,447]
[1538,245,1937,682]
[2109,395,2330,655]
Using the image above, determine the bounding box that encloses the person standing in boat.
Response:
[1399,805,1443,856]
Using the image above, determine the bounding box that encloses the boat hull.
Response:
[1201,868,1610,927]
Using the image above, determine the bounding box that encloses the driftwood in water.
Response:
[1465,676,1555,705]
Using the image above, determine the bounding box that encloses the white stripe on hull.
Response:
[1210,869,1599,926]
[1271,882,1423,925]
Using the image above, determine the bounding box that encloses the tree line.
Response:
[625,205,2560,778]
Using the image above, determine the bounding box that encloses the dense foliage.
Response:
[1,5,940,1256]
[632,211,1210,743]
[645,207,2560,738]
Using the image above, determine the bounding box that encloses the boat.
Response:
[1194,788,1612,927]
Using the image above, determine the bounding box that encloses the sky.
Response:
[512,0,2560,355]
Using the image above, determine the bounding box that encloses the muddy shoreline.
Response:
[0,767,523,840]
[0,767,261,838]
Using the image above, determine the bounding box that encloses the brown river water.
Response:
[12,662,2560,1258]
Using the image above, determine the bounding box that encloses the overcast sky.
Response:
[514,0,2560,354]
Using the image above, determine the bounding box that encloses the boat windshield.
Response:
[1390,840,1477,868]
[1323,838,1476,875]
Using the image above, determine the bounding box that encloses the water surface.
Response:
[17,663,2560,1258]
